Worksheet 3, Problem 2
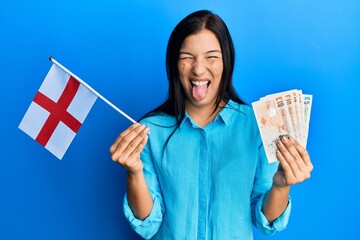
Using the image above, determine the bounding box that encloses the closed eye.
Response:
[179,56,194,60]
[179,51,194,60]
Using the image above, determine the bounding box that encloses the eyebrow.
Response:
[179,50,222,55]
[206,50,222,54]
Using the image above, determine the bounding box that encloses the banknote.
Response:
[303,94,313,146]
[252,98,292,163]
[252,90,313,163]
[264,89,300,141]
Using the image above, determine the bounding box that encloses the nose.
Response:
[192,59,206,76]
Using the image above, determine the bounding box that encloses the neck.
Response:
[186,99,226,128]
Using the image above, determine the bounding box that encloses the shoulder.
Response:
[139,113,178,150]
[139,112,177,128]
[226,100,255,118]
[226,100,260,138]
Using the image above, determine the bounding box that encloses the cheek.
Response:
[177,67,188,88]
[178,62,187,73]
[212,63,224,78]
[178,63,192,88]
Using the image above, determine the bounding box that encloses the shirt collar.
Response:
[180,100,247,127]
[216,100,239,125]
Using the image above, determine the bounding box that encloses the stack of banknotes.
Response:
[252,89,313,163]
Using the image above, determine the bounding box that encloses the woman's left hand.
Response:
[273,135,314,188]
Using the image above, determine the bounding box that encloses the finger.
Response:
[287,136,313,178]
[111,124,146,156]
[114,133,148,172]
[289,137,314,172]
[128,134,149,160]
[279,136,312,182]
[277,138,304,180]
[281,136,308,171]
[121,128,150,159]
[110,123,140,154]
[112,126,149,163]
[110,124,147,162]
[276,148,296,185]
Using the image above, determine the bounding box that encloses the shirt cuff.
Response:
[255,193,292,235]
[123,193,163,239]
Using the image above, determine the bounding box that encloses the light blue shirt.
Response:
[123,100,291,239]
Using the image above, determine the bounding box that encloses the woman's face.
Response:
[178,29,223,110]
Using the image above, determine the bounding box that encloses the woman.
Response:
[110,10,313,239]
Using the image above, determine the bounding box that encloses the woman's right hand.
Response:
[110,123,150,175]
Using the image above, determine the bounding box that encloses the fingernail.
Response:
[281,136,288,143]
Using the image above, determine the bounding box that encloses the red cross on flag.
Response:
[19,63,97,159]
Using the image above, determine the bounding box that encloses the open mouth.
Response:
[190,80,210,100]
[190,80,210,88]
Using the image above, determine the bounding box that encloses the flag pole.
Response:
[49,57,137,124]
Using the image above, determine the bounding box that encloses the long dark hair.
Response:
[142,10,245,129]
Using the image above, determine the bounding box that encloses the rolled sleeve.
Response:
[123,193,163,239]
[254,193,292,235]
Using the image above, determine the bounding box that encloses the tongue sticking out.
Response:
[192,84,208,101]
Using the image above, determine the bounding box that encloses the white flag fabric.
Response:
[19,64,97,159]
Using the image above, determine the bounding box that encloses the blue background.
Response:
[1,0,359,239]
